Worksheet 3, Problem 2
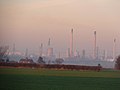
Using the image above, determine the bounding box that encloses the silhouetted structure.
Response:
[55,58,64,64]
[19,58,34,64]
[0,45,9,62]
[37,56,45,64]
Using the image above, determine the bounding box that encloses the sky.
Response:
[0,0,120,57]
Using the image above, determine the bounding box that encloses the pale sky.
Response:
[0,0,120,56]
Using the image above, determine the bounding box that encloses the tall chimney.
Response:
[93,31,97,59]
[113,38,116,60]
[70,29,73,57]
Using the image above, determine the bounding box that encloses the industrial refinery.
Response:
[0,29,116,68]
[64,29,115,68]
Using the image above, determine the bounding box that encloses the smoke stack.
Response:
[70,29,73,57]
[113,38,116,60]
[93,31,97,59]
[47,38,54,57]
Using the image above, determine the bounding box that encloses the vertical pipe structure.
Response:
[93,31,97,59]
[96,46,99,59]
[70,29,73,57]
[105,50,108,61]
[39,43,43,57]
[47,38,50,56]
[47,38,53,57]
[103,50,106,60]
[66,48,70,57]
[113,38,116,60]
[82,49,85,59]
[59,52,61,58]
[48,38,51,47]
[25,48,28,58]
[13,43,15,55]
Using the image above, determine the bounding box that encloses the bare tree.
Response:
[0,45,9,60]
[115,55,120,70]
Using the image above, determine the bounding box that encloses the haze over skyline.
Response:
[0,0,120,57]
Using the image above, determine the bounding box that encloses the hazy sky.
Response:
[0,0,120,56]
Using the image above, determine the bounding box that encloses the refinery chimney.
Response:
[47,38,53,57]
[93,31,97,59]
[70,29,73,57]
[113,38,116,60]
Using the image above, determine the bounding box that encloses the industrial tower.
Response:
[70,29,73,57]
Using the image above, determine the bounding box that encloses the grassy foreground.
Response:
[0,68,120,90]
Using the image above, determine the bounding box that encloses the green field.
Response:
[0,68,120,90]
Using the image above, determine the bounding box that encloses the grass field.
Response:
[0,68,120,90]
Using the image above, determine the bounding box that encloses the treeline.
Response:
[0,62,102,71]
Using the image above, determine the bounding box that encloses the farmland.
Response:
[0,68,120,90]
